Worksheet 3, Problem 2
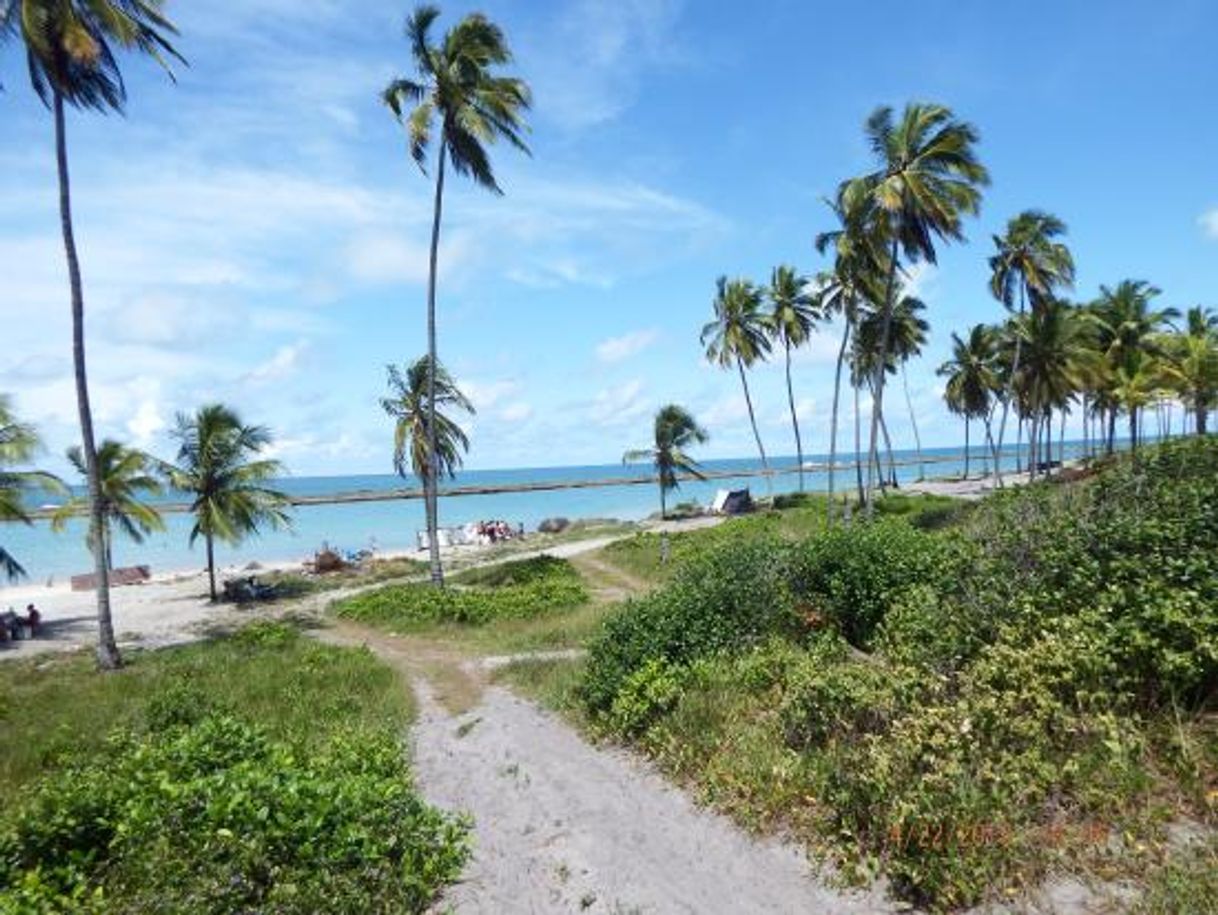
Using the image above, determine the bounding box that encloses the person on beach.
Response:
[25,604,41,636]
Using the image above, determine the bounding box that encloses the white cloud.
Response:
[126,399,166,449]
[1200,208,1218,240]
[244,341,309,384]
[900,262,939,301]
[590,379,650,427]
[499,402,534,423]
[596,328,659,364]
[524,0,685,130]
[701,393,748,427]
[462,379,520,411]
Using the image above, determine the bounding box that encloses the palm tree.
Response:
[1161,310,1218,435]
[167,405,291,603]
[0,396,62,581]
[2,1,183,669]
[1092,280,1178,452]
[623,405,709,519]
[988,211,1076,479]
[841,102,989,510]
[701,277,772,488]
[382,356,475,496]
[50,440,164,571]
[383,5,530,588]
[1012,300,1096,476]
[766,265,823,491]
[938,325,1000,479]
[814,191,886,519]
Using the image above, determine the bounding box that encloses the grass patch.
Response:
[0,621,468,912]
[332,556,588,631]
[492,657,587,719]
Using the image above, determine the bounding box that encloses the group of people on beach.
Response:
[476,520,520,544]
[1,604,41,644]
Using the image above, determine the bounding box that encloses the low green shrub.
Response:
[787,520,954,649]
[450,554,577,588]
[332,566,587,629]
[582,535,798,714]
[0,716,468,913]
[608,657,689,737]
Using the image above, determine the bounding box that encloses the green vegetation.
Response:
[567,441,1218,909]
[622,405,709,519]
[0,622,468,912]
[333,555,588,630]
[0,395,61,581]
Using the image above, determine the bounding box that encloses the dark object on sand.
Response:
[70,565,151,592]
[538,517,570,534]
[222,576,278,603]
[314,549,347,574]
[712,489,753,516]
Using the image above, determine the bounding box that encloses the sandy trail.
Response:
[324,623,892,915]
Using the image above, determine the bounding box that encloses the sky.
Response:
[2,0,1217,477]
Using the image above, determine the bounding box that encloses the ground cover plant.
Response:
[0,622,468,913]
[332,555,588,630]
[574,440,1218,910]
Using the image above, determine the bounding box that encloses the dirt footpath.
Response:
[410,675,891,914]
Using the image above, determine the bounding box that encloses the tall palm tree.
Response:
[383,5,530,588]
[0,396,62,581]
[167,405,291,603]
[841,102,988,510]
[814,191,885,519]
[701,277,772,488]
[623,405,709,519]
[988,211,1075,479]
[51,440,164,571]
[1012,300,1096,476]
[938,325,1000,479]
[382,356,475,497]
[766,265,823,491]
[2,1,182,669]
[1092,280,1178,452]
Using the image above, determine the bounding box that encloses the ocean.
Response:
[0,444,1077,587]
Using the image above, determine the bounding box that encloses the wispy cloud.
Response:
[1200,208,1218,240]
[522,0,686,130]
[589,379,650,427]
[596,328,659,364]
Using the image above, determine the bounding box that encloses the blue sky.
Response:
[2,0,1216,476]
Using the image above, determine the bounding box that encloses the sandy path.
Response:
[322,622,892,915]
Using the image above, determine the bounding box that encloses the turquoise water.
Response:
[0,445,1079,587]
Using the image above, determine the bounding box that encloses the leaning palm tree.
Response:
[1,0,183,669]
[988,211,1075,480]
[766,265,823,491]
[383,4,530,588]
[623,405,709,519]
[167,405,291,603]
[382,356,475,508]
[814,190,887,519]
[701,277,772,487]
[0,396,62,581]
[840,102,989,509]
[51,440,164,571]
[938,325,1000,479]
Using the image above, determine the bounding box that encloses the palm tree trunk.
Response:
[423,136,448,587]
[1058,408,1066,468]
[784,340,804,492]
[1129,408,1138,454]
[206,530,217,602]
[1027,414,1038,481]
[1107,408,1117,455]
[879,412,897,489]
[1198,404,1208,436]
[865,237,901,513]
[994,285,1027,487]
[901,364,925,480]
[964,418,971,479]
[827,319,851,522]
[55,91,120,670]
[737,357,770,495]
[853,382,865,508]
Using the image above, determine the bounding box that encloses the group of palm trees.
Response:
[1,401,291,616]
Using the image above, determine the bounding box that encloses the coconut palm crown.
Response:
[624,405,709,519]
[382,356,475,485]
